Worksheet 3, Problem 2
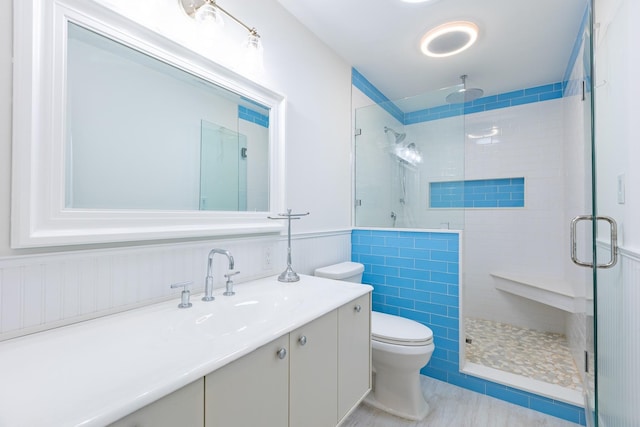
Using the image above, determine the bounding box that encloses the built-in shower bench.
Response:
[490,272,588,313]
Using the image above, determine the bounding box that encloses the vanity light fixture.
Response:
[420,21,479,58]
[180,0,263,69]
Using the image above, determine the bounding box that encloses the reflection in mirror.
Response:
[200,121,248,211]
[65,22,270,211]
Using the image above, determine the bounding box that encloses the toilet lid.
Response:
[371,311,433,346]
[314,262,364,280]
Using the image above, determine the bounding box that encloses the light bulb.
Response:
[241,32,264,72]
[195,2,224,39]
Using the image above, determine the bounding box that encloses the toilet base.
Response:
[362,371,430,421]
[363,391,430,421]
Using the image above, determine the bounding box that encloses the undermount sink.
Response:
[167,282,307,339]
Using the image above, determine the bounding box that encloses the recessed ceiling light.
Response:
[420,21,479,58]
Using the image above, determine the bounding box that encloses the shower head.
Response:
[384,126,406,143]
[445,74,484,104]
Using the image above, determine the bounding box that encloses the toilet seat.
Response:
[371,312,433,347]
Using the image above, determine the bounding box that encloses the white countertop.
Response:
[0,274,372,427]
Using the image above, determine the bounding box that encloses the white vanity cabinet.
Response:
[109,378,204,427]
[204,335,289,427]
[203,295,371,427]
[289,310,338,427]
[337,293,371,422]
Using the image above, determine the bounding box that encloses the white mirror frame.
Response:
[12,0,286,248]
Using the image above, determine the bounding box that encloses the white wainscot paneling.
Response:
[0,230,352,341]
[597,245,640,427]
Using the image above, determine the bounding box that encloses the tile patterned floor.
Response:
[464,318,582,391]
[341,376,580,427]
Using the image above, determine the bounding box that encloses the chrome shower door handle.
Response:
[571,215,593,268]
[570,215,618,268]
[597,216,618,268]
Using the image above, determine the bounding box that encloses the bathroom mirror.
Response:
[11,0,285,248]
[66,23,269,212]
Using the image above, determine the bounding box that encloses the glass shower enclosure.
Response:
[354,58,596,421]
[354,88,465,231]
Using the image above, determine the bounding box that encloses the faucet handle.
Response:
[223,271,240,296]
[170,281,193,309]
[224,271,241,280]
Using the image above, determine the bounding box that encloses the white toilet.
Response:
[314,262,435,421]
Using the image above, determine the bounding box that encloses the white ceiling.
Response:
[276,0,587,107]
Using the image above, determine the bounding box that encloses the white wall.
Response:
[594,0,640,252]
[0,0,354,338]
[593,0,640,424]
[0,0,12,257]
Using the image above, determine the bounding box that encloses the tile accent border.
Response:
[353,68,564,125]
[404,84,563,124]
[352,68,404,123]
[351,229,585,425]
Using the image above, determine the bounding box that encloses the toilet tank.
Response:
[314,262,364,283]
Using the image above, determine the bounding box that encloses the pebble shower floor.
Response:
[464,318,582,391]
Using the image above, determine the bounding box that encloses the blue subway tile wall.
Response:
[430,178,525,208]
[238,105,269,128]
[351,229,585,425]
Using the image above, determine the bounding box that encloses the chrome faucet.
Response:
[203,249,235,302]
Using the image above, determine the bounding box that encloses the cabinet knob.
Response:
[354,304,362,313]
[276,348,287,359]
[298,335,307,346]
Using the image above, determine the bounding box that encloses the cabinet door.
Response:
[109,378,204,427]
[337,294,371,421]
[289,310,338,427]
[204,335,289,427]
